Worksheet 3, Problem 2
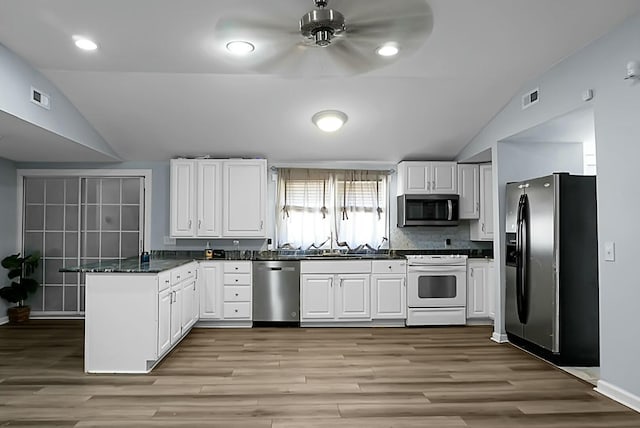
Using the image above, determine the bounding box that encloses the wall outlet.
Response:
[604,241,615,261]
[164,236,176,246]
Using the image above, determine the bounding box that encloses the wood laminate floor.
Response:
[0,320,638,427]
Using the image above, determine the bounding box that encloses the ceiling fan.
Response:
[216,0,433,76]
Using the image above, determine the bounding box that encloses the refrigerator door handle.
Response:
[516,193,529,324]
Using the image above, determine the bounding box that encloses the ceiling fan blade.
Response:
[216,16,298,42]
[331,0,431,25]
[325,39,379,75]
[252,43,311,75]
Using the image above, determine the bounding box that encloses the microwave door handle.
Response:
[447,199,453,221]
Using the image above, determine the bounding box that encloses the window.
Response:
[20,171,149,315]
[276,168,389,250]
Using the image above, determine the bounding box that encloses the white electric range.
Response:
[405,254,468,326]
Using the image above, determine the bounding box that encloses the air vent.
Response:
[31,86,50,110]
[522,88,539,109]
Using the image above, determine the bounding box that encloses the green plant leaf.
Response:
[21,278,39,293]
[1,254,21,270]
[7,268,21,280]
[0,286,22,304]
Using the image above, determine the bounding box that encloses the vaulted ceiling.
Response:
[1,0,639,163]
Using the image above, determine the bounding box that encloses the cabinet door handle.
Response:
[165,279,170,284]
[427,181,431,191]
[432,180,436,191]
[198,219,202,230]
[470,268,474,277]
[476,202,480,211]
[482,223,485,232]
[260,220,264,230]
[339,278,343,287]
[329,278,333,288]
[188,220,192,229]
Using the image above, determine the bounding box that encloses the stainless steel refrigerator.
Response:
[505,173,599,366]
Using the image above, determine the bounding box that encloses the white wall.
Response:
[0,43,119,160]
[0,157,17,322]
[458,12,640,404]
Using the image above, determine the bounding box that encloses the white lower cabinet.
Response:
[336,274,370,319]
[84,261,198,374]
[466,259,495,321]
[301,259,407,325]
[301,261,371,323]
[488,261,496,320]
[157,287,172,356]
[371,276,406,319]
[199,262,223,319]
[301,275,335,319]
[371,260,407,320]
[198,260,252,325]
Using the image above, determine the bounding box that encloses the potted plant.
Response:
[0,252,40,324]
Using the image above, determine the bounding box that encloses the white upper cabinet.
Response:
[196,160,222,237]
[170,160,196,237]
[170,158,267,238]
[397,161,457,195]
[470,164,494,241]
[223,160,267,237]
[457,164,480,219]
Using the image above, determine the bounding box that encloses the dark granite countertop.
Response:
[61,257,195,273]
[61,248,493,273]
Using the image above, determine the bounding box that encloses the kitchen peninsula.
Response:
[66,249,491,373]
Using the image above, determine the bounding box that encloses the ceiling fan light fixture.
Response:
[226,40,255,55]
[376,44,399,57]
[73,36,98,51]
[312,110,348,133]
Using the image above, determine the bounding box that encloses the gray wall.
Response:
[17,160,489,252]
[0,157,17,321]
[458,12,640,402]
[0,43,118,159]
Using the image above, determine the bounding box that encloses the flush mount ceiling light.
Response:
[226,40,255,55]
[312,110,348,133]
[376,44,399,57]
[73,36,98,51]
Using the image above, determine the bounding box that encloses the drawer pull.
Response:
[235,293,239,297]
[235,309,238,313]
[235,279,238,282]
[235,267,239,270]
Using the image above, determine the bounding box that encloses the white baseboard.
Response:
[0,316,7,326]
[595,380,640,413]
[491,332,508,343]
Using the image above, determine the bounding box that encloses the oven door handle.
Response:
[408,266,467,273]
[447,199,453,221]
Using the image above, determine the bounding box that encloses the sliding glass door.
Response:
[22,176,145,315]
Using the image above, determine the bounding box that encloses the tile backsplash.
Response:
[390,221,492,250]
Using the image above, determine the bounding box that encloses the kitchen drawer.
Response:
[224,285,251,302]
[171,263,197,284]
[371,260,407,274]
[223,302,252,319]
[158,271,171,292]
[224,262,251,274]
[224,273,251,285]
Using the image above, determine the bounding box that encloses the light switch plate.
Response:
[604,241,615,261]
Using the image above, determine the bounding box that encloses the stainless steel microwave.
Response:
[397,194,459,227]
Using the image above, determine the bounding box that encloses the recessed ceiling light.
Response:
[226,41,255,55]
[73,37,98,51]
[312,110,348,133]
[376,44,399,57]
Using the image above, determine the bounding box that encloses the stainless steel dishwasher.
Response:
[252,260,300,325]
